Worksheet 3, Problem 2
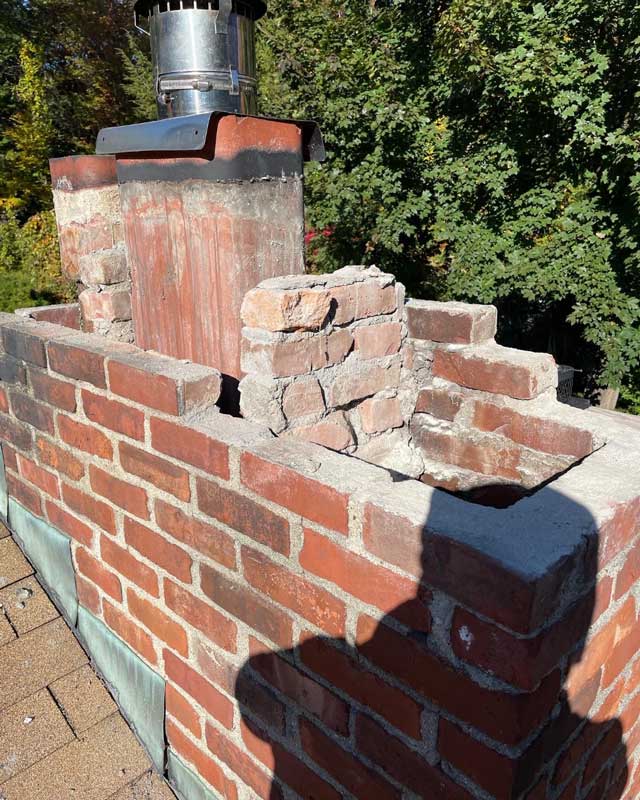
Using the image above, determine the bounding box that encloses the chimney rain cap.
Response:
[133,0,267,20]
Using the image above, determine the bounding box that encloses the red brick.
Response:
[0,415,33,452]
[291,412,355,452]
[358,397,403,434]
[355,713,472,800]
[164,650,234,729]
[243,330,353,378]
[329,361,401,407]
[300,527,415,614]
[1,324,48,367]
[6,474,42,517]
[10,392,55,435]
[241,452,349,534]
[76,547,122,601]
[593,575,614,623]
[29,370,77,412]
[234,661,286,734]
[242,547,345,636]
[241,718,341,800]
[356,613,561,746]
[241,287,331,332]
[205,723,276,800]
[415,388,463,421]
[62,483,116,534]
[48,340,107,388]
[200,564,292,648]
[45,501,93,546]
[473,402,594,459]
[451,596,593,691]
[108,355,220,416]
[127,588,188,657]
[584,768,610,800]
[150,417,229,479]
[412,424,522,481]
[583,725,621,787]
[76,574,101,615]
[299,633,423,740]
[119,442,190,502]
[523,777,547,800]
[603,619,640,689]
[80,287,132,322]
[620,690,640,737]
[439,718,518,799]
[329,281,397,325]
[406,301,497,345]
[166,685,201,738]
[0,355,27,385]
[22,305,80,330]
[0,387,8,414]
[248,639,348,735]
[196,644,237,698]
[197,477,289,556]
[103,600,157,665]
[58,415,113,460]
[164,580,237,653]
[35,437,84,481]
[615,539,640,601]
[433,346,556,400]
[100,535,159,597]
[124,517,193,583]
[82,390,145,441]
[2,443,18,472]
[166,720,237,800]
[90,465,149,519]
[281,377,325,421]
[155,500,236,569]
[299,718,400,800]
[600,497,640,567]
[353,322,402,359]
[17,453,59,499]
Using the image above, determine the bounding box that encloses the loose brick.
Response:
[241,287,331,332]
[355,713,472,800]
[241,452,349,535]
[242,330,353,378]
[100,535,159,598]
[242,547,346,636]
[290,412,355,452]
[47,340,107,388]
[282,377,325,421]
[299,633,423,739]
[166,685,201,738]
[62,483,116,534]
[119,442,190,502]
[82,390,145,441]
[45,501,93,547]
[359,396,403,434]
[76,574,101,616]
[58,415,113,460]
[124,517,193,583]
[108,353,221,416]
[35,437,84,481]
[164,579,237,653]
[150,417,229,480]
[127,588,188,657]
[473,401,594,459]
[155,500,235,569]
[329,361,401,407]
[29,370,77,412]
[356,613,561,746]
[433,345,557,400]
[79,287,132,322]
[205,723,276,800]
[300,718,401,800]
[353,322,402,360]
[103,600,157,665]
[415,387,463,421]
[249,640,349,735]
[197,477,289,556]
[406,300,497,345]
[6,474,42,517]
[164,650,234,729]
[0,355,27,385]
[166,720,237,800]
[76,548,122,601]
[0,415,33,452]
[10,393,55,435]
[329,281,397,325]
[90,465,149,519]
[241,718,341,800]
[200,564,293,649]
[300,528,416,614]
[17,453,59,499]
[79,249,128,286]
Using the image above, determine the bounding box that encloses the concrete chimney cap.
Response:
[133,0,267,20]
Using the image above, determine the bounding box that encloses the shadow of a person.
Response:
[236,484,628,800]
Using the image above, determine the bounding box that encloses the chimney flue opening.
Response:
[134,0,267,120]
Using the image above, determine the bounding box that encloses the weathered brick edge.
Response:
[0,312,638,800]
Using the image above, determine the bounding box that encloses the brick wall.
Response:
[0,311,639,800]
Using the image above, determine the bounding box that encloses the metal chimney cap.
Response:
[133,0,267,20]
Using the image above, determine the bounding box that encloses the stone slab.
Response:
[0,576,58,636]
[49,664,117,735]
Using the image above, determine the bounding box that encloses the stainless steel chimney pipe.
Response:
[133,0,267,119]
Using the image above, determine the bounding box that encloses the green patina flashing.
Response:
[0,446,8,523]
[8,499,78,626]
[168,751,221,800]
[77,607,166,773]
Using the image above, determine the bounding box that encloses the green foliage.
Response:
[258,0,640,389]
